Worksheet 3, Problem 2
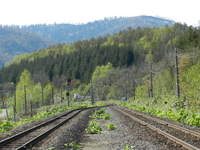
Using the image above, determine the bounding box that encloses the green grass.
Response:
[117,98,200,127]
[0,101,101,134]
[106,123,116,130]
[85,121,102,134]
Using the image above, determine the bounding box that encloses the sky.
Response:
[0,0,200,26]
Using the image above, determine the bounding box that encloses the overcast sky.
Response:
[0,0,199,26]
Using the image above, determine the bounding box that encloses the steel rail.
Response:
[0,105,106,149]
[16,109,83,150]
[114,107,200,150]
[0,108,80,147]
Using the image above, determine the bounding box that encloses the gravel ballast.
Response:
[80,107,187,150]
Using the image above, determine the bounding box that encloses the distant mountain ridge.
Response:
[21,16,175,43]
[0,26,55,65]
[0,16,175,65]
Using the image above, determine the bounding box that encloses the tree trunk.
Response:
[149,63,153,98]
[175,48,180,98]
[24,85,27,114]
[41,87,44,106]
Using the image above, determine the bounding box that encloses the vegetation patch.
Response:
[0,120,15,133]
[85,121,102,134]
[118,100,200,127]
[123,145,135,150]
[106,123,116,131]
[0,102,95,134]
[90,108,110,120]
[64,142,80,150]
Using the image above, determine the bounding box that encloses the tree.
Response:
[16,69,33,114]
[92,63,113,100]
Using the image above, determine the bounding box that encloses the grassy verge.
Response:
[0,101,111,134]
[114,98,200,128]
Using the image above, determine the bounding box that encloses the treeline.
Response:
[1,23,200,84]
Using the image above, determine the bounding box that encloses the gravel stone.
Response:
[80,107,186,150]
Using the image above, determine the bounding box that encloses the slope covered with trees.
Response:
[0,26,54,66]
[0,16,174,66]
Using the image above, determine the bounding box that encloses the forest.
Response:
[0,23,200,124]
[0,16,173,66]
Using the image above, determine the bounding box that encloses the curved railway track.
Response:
[0,106,99,150]
[113,106,200,150]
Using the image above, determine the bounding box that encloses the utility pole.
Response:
[60,87,63,103]
[24,85,27,115]
[11,82,16,121]
[175,48,180,98]
[14,86,16,121]
[51,86,54,104]
[41,86,44,106]
[150,63,153,98]
[91,79,94,105]
[30,95,33,117]
[66,79,71,107]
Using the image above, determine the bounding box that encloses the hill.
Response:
[0,26,54,66]
[21,16,175,43]
[0,16,174,65]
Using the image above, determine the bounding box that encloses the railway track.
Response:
[0,106,99,150]
[113,106,200,150]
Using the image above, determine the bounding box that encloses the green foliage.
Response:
[135,85,148,99]
[95,108,106,114]
[16,69,34,114]
[90,108,110,120]
[0,102,95,133]
[90,112,110,120]
[64,142,80,150]
[0,120,16,133]
[92,63,113,81]
[123,145,135,150]
[181,62,200,108]
[118,99,200,127]
[85,121,102,134]
[106,123,116,130]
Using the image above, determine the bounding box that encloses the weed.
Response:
[102,113,110,120]
[123,145,135,150]
[95,108,106,114]
[64,142,80,150]
[90,108,110,120]
[0,120,15,133]
[85,121,102,134]
[106,123,116,130]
